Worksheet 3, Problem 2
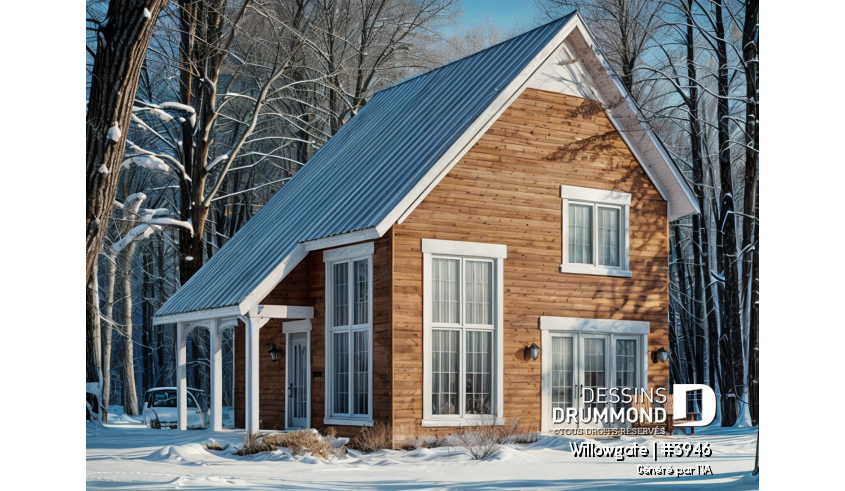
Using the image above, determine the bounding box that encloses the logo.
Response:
[672,384,716,427]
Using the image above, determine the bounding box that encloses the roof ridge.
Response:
[372,12,576,97]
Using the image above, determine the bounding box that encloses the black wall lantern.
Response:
[651,347,669,363]
[268,344,281,363]
[524,343,541,361]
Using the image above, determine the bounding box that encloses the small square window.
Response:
[560,185,631,277]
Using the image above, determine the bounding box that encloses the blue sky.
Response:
[455,0,544,30]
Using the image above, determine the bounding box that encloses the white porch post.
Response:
[176,322,188,431]
[209,319,223,431]
[243,314,269,434]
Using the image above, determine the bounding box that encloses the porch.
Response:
[163,304,314,433]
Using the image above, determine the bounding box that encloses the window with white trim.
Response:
[422,239,505,426]
[560,184,632,277]
[324,242,373,425]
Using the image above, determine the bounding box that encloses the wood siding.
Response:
[234,234,393,438]
[391,89,669,440]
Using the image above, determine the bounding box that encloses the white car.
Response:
[142,387,207,429]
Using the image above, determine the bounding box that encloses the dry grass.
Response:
[448,418,519,460]
[401,435,448,450]
[351,421,393,453]
[236,429,345,459]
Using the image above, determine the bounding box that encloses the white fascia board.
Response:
[322,241,375,262]
[567,15,699,220]
[257,305,315,320]
[421,238,507,259]
[382,20,582,229]
[302,227,380,252]
[539,316,649,334]
[153,305,242,326]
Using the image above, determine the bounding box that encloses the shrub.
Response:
[352,421,392,453]
[448,417,519,460]
[236,429,346,459]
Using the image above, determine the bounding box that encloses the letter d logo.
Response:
[672,384,716,427]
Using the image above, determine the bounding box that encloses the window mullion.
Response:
[459,258,465,419]
[593,203,599,267]
[347,261,354,417]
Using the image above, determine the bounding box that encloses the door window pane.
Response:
[551,337,574,413]
[432,330,459,415]
[465,331,492,415]
[353,259,369,325]
[569,204,593,264]
[432,258,460,324]
[598,207,620,267]
[583,338,606,411]
[353,331,369,415]
[332,263,348,327]
[615,339,637,410]
[465,261,493,325]
[332,332,349,414]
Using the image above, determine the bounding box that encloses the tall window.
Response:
[422,239,505,426]
[324,243,373,425]
[560,184,631,277]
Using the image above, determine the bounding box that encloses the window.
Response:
[422,239,506,426]
[560,184,631,277]
[324,242,373,425]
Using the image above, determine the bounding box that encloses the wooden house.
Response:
[153,13,699,443]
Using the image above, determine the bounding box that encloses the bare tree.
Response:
[86,0,169,415]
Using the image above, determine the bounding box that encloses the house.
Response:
[153,13,699,442]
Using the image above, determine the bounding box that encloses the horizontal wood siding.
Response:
[391,89,669,440]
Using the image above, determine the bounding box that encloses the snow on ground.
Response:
[87,423,758,490]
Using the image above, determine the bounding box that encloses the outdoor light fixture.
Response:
[651,347,670,363]
[524,343,541,361]
[268,344,281,363]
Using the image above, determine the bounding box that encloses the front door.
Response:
[287,332,309,429]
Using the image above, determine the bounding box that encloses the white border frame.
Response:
[323,243,375,427]
[284,319,312,430]
[560,185,632,277]
[422,239,506,427]
[539,316,648,433]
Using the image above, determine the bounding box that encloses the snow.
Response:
[121,155,173,175]
[98,164,109,174]
[206,154,229,171]
[87,423,759,489]
[142,8,151,19]
[107,123,121,142]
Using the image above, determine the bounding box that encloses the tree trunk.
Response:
[102,257,116,420]
[742,0,759,427]
[86,260,102,418]
[120,240,140,416]
[714,0,742,426]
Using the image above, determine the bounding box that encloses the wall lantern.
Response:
[651,347,670,363]
[524,343,541,361]
[268,344,281,363]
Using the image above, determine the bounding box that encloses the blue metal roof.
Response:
[155,14,575,318]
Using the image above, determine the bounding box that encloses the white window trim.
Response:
[560,184,632,277]
[539,315,649,433]
[323,243,374,426]
[422,239,505,427]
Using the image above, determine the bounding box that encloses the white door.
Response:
[287,332,309,429]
